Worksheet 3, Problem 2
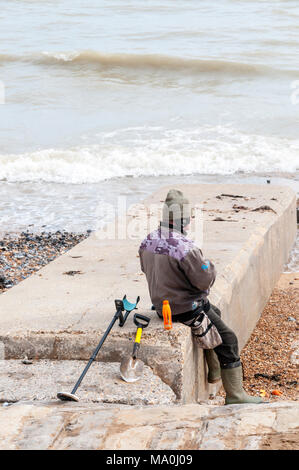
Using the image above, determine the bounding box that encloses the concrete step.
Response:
[0,400,298,450]
[0,359,176,406]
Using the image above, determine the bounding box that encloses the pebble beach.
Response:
[0,231,90,292]
[241,273,298,403]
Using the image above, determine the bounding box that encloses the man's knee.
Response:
[224,328,239,348]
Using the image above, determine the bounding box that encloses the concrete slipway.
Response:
[1,401,298,450]
[0,184,296,403]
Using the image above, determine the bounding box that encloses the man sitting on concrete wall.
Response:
[139,189,263,405]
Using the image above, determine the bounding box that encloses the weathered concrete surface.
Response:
[0,401,298,450]
[0,184,296,402]
[0,360,175,405]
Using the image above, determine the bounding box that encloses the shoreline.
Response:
[0,174,298,235]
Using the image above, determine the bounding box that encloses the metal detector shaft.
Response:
[71,314,118,395]
[68,295,140,397]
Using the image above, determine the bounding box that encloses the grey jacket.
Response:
[139,226,216,316]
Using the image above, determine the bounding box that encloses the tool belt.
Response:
[156,300,223,349]
[156,299,209,323]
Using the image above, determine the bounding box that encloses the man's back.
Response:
[139,225,216,315]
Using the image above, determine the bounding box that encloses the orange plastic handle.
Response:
[162,300,172,330]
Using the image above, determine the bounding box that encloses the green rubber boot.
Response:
[221,365,263,405]
[204,349,221,384]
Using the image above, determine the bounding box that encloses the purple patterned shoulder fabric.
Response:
[139,227,195,261]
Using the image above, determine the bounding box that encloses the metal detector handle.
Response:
[117,295,140,327]
[114,299,125,326]
[134,313,150,329]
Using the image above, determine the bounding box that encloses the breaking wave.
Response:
[0,51,297,78]
[0,126,298,184]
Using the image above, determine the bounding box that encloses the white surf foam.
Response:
[0,126,298,184]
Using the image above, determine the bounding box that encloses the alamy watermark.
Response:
[93,197,204,248]
[290,80,299,105]
[0,80,5,104]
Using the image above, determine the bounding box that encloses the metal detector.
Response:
[57,295,140,402]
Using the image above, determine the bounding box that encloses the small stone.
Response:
[22,356,33,365]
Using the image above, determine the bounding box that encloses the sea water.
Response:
[0,0,298,267]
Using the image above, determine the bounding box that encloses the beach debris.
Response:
[254,373,281,382]
[271,390,283,396]
[63,270,83,276]
[251,205,277,214]
[0,272,6,289]
[217,193,245,199]
[233,204,249,211]
[216,193,256,201]
[254,373,271,380]
[22,356,33,365]
[286,381,297,386]
[259,389,268,397]
[213,217,237,222]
